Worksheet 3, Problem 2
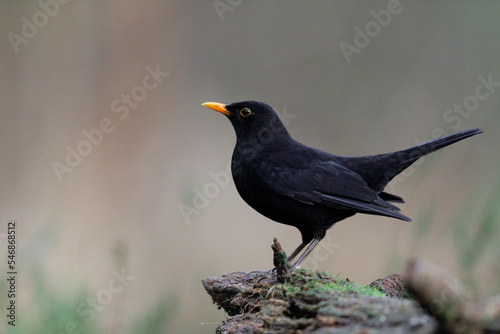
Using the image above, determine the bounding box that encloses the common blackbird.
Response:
[202,101,483,268]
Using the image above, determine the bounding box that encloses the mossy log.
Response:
[202,239,500,334]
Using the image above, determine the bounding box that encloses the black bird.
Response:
[202,101,483,268]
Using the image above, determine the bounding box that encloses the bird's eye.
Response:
[240,108,252,117]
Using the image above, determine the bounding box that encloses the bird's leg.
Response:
[287,242,308,263]
[291,238,321,269]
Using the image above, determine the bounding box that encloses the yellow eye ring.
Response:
[240,108,252,117]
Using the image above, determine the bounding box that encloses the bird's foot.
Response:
[244,268,276,283]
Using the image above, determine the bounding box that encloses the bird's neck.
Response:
[232,132,294,175]
[236,126,293,151]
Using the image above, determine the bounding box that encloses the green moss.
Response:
[266,270,386,300]
[323,280,387,298]
[304,279,387,298]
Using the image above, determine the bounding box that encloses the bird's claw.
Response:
[244,268,276,283]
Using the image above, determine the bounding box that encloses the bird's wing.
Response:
[257,156,411,221]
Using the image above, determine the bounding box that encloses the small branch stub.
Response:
[272,238,291,283]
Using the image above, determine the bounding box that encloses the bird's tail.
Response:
[394,128,483,172]
[340,128,483,194]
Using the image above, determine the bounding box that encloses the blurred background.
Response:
[1,1,499,333]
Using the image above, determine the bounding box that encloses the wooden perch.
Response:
[202,239,500,333]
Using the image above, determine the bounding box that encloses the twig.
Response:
[271,238,291,283]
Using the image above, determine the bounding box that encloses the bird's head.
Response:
[202,100,291,145]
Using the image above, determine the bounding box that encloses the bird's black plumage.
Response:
[203,100,483,267]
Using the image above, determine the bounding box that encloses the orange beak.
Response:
[202,102,232,116]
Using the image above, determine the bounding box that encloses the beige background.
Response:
[1,1,499,333]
